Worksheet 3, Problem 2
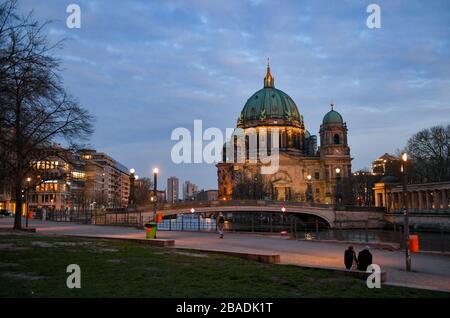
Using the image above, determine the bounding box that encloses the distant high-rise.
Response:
[183,181,198,201]
[167,177,179,203]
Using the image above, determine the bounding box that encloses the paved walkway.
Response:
[1,218,449,293]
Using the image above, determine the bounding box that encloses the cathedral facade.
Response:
[217,64,352,204]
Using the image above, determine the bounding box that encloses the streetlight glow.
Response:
[402,153,408,162]
[335,168,341,174]
[26,177,31,182]
[281,207,286,212]
[190,208,195,213]
[153,167,159,174]
[129,168,135,174]
[307,174,312,180]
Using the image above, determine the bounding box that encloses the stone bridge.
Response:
[138,200,386,229]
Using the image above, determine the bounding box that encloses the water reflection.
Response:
[157,213,450,252]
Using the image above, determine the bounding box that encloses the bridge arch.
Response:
[152,201,336,228]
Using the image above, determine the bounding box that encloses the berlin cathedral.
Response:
[217,63,352,204]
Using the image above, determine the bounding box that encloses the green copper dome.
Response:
[237,64,302,128]
[322,108,343,124]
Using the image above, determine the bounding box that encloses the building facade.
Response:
[195,189,219,201]
[217,64,352,204]
[374,178,450,213]
[79,150,130,209]
[371,153,401,177]
[183,180,198,201]
[0,148,132,213]
[167,177,179,203]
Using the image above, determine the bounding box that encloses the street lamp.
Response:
[25,177,31,228]
[152,167,158,221]
[401,152,411,272]
[129,168,136,209]
[306,174,313,202]
[190,208,195,213]
[335,168,341,207]
[281,207,286,213]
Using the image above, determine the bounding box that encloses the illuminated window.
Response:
[71,171,86,180]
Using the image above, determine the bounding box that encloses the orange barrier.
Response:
[156,212,163,223]
[409,234,420,253]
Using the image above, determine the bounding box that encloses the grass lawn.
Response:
[0,232,448,298]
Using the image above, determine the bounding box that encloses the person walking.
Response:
[344,246,358,270]
[217,212,225,239]
[357,246,373,271]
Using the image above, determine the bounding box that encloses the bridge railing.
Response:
[159,200,334,211]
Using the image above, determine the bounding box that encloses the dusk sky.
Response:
[19,0,450,192]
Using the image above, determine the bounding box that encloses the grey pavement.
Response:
[1,218,449,293]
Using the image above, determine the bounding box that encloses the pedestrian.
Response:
[217,212,225,239]
[344,245,358,270]
[357,246,373,271]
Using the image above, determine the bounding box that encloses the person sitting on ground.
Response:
[357,246,373,271]
[344,245,358,270]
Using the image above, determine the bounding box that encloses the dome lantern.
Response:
[263,58,274,88]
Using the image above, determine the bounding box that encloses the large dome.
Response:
[237,64,302,129]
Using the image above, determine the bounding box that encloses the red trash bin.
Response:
[409,235,420,253]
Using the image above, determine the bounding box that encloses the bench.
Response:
[291,264,387,282]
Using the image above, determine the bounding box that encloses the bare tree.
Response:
[352,168,377,206]
[0,0,94,229]
[406,125,450,183]
[135,177,153,207]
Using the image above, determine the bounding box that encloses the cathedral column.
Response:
[425,190,430,211]
[409,191,413,209]
[386,193,391,212]
[442,189,448,210]
[434,190,440,210]
[418,191,423,212]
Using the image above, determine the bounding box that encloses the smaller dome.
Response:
[323,109,343,124]
[304,130,311,138]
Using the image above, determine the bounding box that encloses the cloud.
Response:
[18,0,450,190]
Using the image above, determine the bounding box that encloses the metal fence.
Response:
[36,209,93,224]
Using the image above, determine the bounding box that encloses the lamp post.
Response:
[335,168,341,207]
[129,168,136,209]
[401,153,411,272]
[25,177,31,228]
[152,168,159,221]
[306,174,313,202]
